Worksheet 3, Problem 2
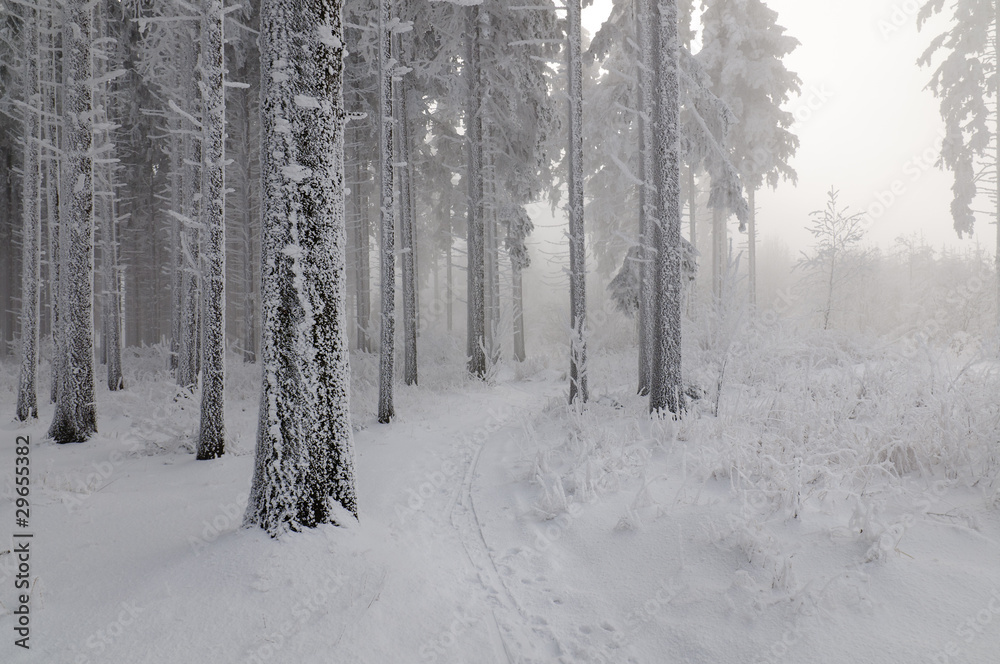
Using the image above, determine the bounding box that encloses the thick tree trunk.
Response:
[567,0,588,405]
[649,0,684,416]
[17,4,41,421]
[466,6,487,378]
[197,0,227,460]
[49,1,97,443]
[377,0,396,422]
[245,0,357,535]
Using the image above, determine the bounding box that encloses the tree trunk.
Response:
[445,188,453,332]
[177,33,202,391]
[245,0,358,535]
[649,0,684,416]
[466,5,487,378]
[94,8,123,392]
[748,187,757,307]
[567,0,588,405]
[168,115,183,371]
[995,0,999,327]
[397,46,417,386]
[17,3,41,421]
[712,206,724,301]
[377,0,396,422]
[197,0,227,460]
[636,0,655,397]
[49,0,97,443]
[513,261,525,362]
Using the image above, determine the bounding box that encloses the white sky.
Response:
[582,0,987,257]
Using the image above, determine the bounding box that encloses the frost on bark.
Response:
[466,5,487,379]
[567,0,588,405]
[174,27,203,392]
[377,0,396,421]
[49,0,97,443]
[17,3,41,421]
[94,4,124,392]
[636,0,656,397]
[245,0,358,534]
[197,0,227,460]
[649,0,684,417]
[397,39,417,387]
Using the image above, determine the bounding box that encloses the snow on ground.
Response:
[1,332,999,663]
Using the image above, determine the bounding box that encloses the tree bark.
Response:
[567,0,588,405]
[245,0,357,534]
[377,0,396,422]
[197,0,227,460]
[513,260,525,362]
[397,43,418,386]
[649,0,684,416]
[466,5,487,378]
[17,4,41,421]
[748,186,757,306]
[636,0,655,396]
[49,0,97,443]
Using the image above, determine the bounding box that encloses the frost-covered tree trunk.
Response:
[466,5,487,379]
[512,260,525,362]
[711,205,724,300]
[197,0,227,460]
[230,42,259,365]
[649,0,684,416]
[49,0,97,443]
[245,0,358,534]
[483,133,498,365]
[397,47,417,386]
[168,115,183,371]
[377,0,396,421]
[17,4,41,421]
[567,0,588,405]
[94,6,124,392]
[176,32,203,392]
[688,166,696,250]
[748,187,757,305]
[636,0,656,396]
[350,153,372,352]
[46,122,61,405]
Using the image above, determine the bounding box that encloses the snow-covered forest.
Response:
[1,0,999,662]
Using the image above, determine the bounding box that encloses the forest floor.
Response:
[1,331,999,663]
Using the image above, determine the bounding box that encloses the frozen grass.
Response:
[524,312,999,589]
